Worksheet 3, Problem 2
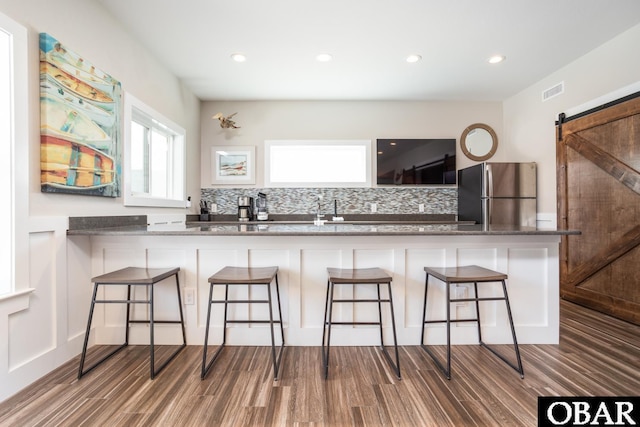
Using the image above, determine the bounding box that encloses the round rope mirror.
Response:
[460,123,498,161]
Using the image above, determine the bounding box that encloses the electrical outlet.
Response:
[419,203,425,213]
[184,287,195,305]
[210,203,217,213]
[371,203,377,213]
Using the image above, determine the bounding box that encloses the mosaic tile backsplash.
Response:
[201,187,457,216]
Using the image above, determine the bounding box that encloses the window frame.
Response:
[123,92,186,208]
[264,139,372,188]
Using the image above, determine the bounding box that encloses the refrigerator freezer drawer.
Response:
[484,198,537,227]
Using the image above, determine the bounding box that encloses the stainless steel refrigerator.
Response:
[457,162,537,227]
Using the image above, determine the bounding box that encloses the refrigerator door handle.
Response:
[485,164,494,198]
[483,198,490,225]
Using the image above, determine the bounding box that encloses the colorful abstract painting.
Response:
[39,33,121,197]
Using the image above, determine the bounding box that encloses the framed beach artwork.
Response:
[39,33,122,197]
[211,146,256,184]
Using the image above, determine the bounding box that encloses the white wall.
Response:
[0,0,202,217]
[503,23,640,220]
[200,101,504,188]
[0,0,201,402]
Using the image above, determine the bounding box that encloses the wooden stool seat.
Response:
[423,265,507,283]
[78,267,186,380]
[208,266,278,284]
[322,267,401,379]
[421,265,524,380]
[202,266,285,380]
[326,267,393,283]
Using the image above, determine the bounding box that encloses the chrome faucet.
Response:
[315,195,325,224]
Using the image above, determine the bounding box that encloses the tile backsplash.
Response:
[201,187,456,216]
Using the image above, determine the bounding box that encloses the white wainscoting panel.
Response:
[2,216,75,402]
[404,248,446,329]
[81,234,561,347]
[8,231,57,369]
[299,249,341,330]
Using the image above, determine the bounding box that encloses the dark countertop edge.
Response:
[186,220,476,225]
[66,215,580,236]
[67,225,580,237]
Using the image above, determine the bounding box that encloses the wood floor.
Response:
[1,300,639,426]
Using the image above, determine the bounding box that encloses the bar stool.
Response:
[421,265,524,380]
[322,267,401,379]
[78,267,186,380]
[202,266,285,380]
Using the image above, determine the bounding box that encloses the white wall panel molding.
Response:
[80,235,561,347]
[1,218,78,402]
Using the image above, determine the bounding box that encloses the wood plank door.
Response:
[557,94,640,325]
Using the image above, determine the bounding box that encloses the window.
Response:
[264,140,371,188]
[0,11,28,296]
[123,93,186,207]
[0,25,11,295]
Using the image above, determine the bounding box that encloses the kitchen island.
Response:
[67,218,577,348]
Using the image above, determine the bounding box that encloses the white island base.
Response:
[68,233,560,348]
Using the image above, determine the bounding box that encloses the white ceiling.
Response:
[96,0,640,102]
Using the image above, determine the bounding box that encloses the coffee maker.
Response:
[256,192,268,221]
[237,196,253,221]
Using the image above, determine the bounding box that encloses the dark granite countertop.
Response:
[67,221,579,236]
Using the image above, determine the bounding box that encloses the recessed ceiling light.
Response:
[487,55,506,64]
[231,53,247,62]
[406,54,422,63]
[316,53,333,62]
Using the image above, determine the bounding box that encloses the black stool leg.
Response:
[472,280,525,379]
[200,283,229,379]
[375,281,401,379]
[376,284,384,346]
[420,275,452,379]
[125,284,131,344]
[271,275,285,380]
[322,280,335,379]
[385,281,401,379]
[473,282,482,343]
[501,279,524,378]
[202,282,225,379]
[321,279,329,377]
[266,280,279,380]
[201,283,213,379]
[149,283,155,379]
[150,272,187,379]
[420,274,429,346]
[275,275,285,346]
[78,283,99,379]
[78,282,131,379]
[445,281,452,379]
[222,284,229,345]
[175,274,187,346]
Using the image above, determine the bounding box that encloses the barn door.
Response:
[557,94,640,325]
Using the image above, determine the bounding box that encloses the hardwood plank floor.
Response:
[1,300,639,426]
